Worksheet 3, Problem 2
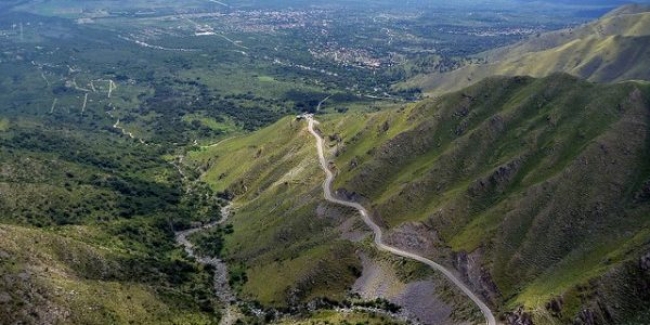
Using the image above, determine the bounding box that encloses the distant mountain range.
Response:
[516,0,650,4]
[401,4,650,96]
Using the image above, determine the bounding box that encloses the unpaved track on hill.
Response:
[306,117,497,325]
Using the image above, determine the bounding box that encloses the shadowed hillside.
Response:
[402,5,650,96]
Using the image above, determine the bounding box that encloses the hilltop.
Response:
[401,4,650,95]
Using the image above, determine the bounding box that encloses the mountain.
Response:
[401,4,650,96]
[193,73,650,324]
[2,2,650,324]
[328,74,650,324]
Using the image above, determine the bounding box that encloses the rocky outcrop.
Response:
[351,253,457,325]
[634,179,650,203]
[545,296,563,318]
[468,158,522,197]
[384,222,446,260]
[454,248,501,306]
[640,251,650,272]
[504,307,534,325]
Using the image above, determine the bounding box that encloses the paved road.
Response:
[305,117,497,325]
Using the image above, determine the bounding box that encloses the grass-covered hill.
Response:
[0,224,216,324]
[186,117,483,324]
[186,117,366,306]
[196,73,650,324]
[402,4,650,95]
[328,73,650,324]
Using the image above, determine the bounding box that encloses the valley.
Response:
[2,1,650,325]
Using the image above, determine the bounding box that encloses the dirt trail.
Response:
[305,116,497,325]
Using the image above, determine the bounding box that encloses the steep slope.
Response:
[187,117,483,324]
[199,74,650,324]
[402,5,650,96]
[186,118,364,306]
[306,115,496,325]
[325,74,650,324]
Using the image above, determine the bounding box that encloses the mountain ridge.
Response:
[401,5,650,96]
[193,73,650,324]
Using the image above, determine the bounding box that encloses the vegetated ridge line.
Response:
[305,116,497,325]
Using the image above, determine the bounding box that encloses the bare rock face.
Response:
[384,222,444,258]
[396,280,455,325]
[504,307,534,325]
[468,158,522,197]
[351,253,457,325]
[454,248,501,306]
[545,296,563,317]
[333,187,366,204]
[574,308,598,325]
[639,251,650,272]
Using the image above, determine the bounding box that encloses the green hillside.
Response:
[186,117,365,306]
[0,224,219,324]
[328,74,650,324]
[186,114,482,324]
[402,5,650,96]
[200,74,650,324]
[0,113,223,324]
[3,3,650,324]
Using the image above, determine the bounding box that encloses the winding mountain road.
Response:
[305,116,497,325]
